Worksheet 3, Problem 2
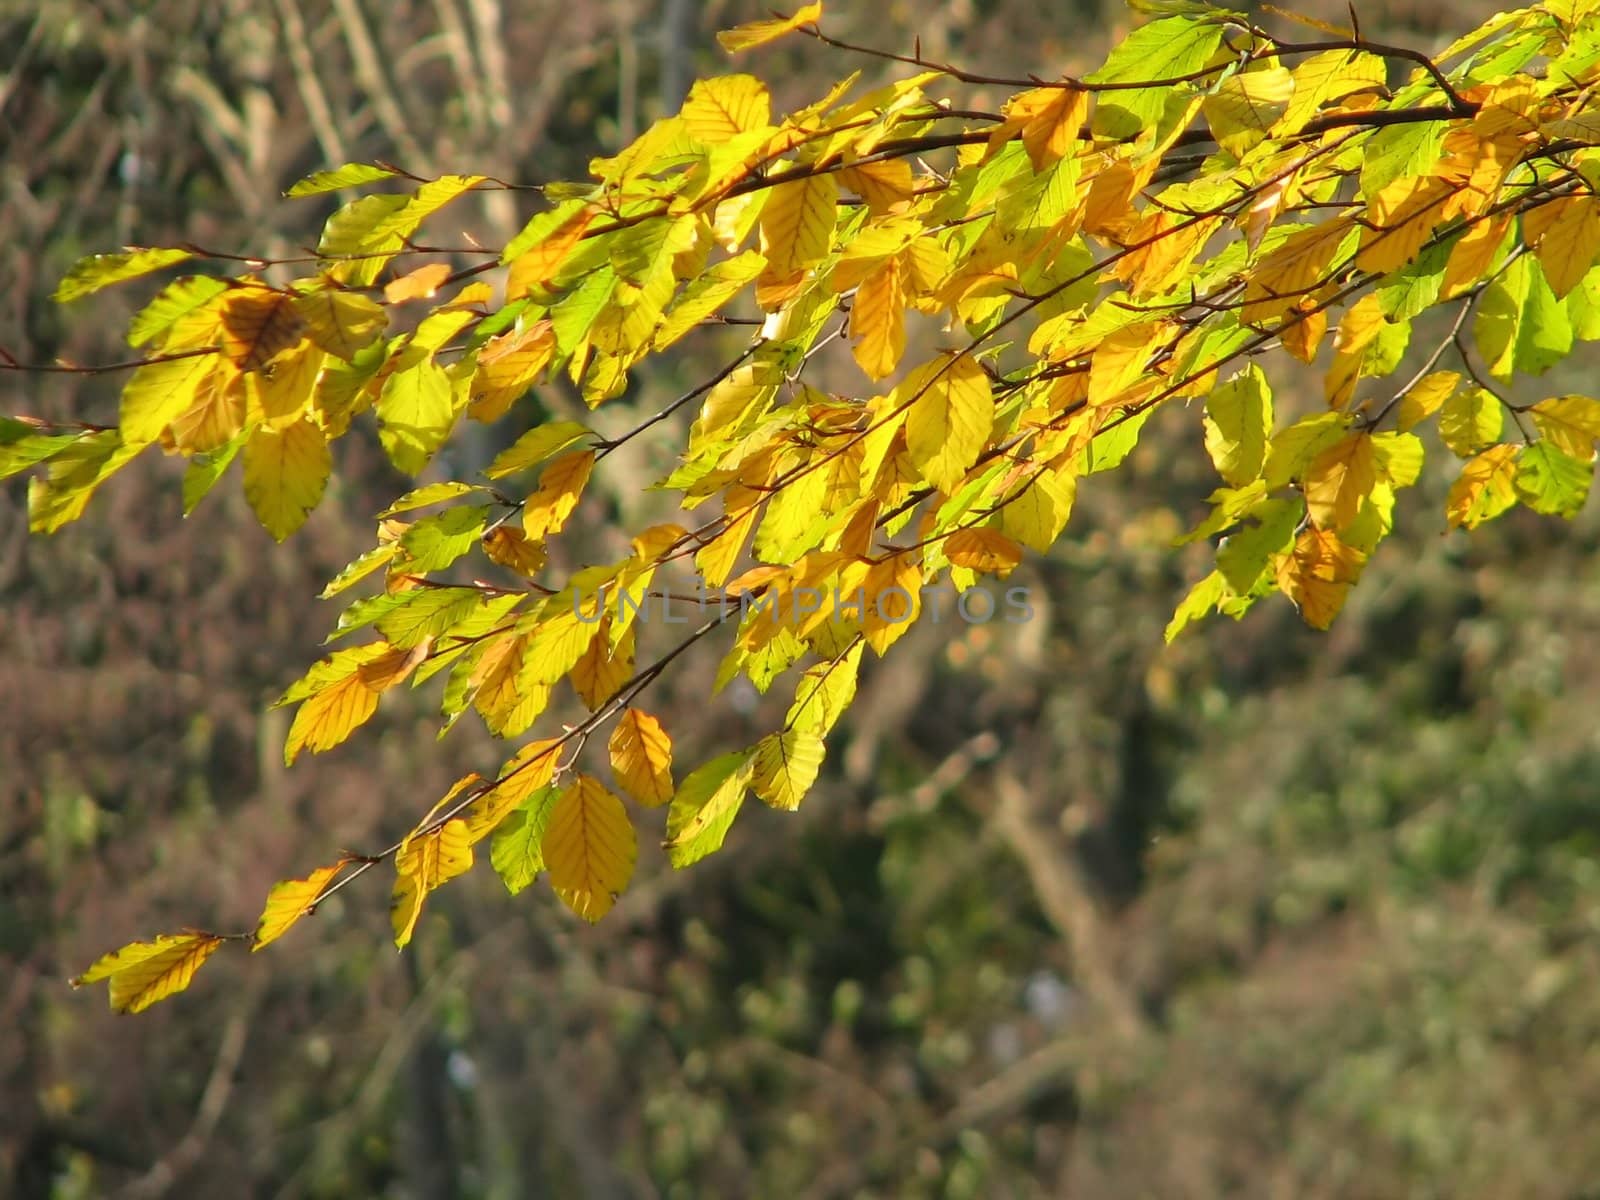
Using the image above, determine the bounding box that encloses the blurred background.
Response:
[5,1,1600,1197]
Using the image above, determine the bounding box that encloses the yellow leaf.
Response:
[1006,86,1090,171]
[486,419,592,479]
[1443,214,1511,298]
[996,465,1075,553]
[1439,387,1503,457]
[72,932,225,1014]
[861,554,922,655]
[469,320,557,422]
[1275,527,1366,629]
[610,707,675,807]
[284,650,384,765]
[253,860,349,950]
[120,352,222,446]
[1280,50,1386,133]
[544,774,636,922]
[1242,218,1354,325]
[1531,395,1600,458]
[292,288,387,360]
[571,618,635,710]
[1446,444,1519,528]
[468,635,546,737]
[1280,302,1327,364]
[1202,66,1294,157]
[250,339,325,428]
[1088,320,1161,406]
[839,159,917,213]
[944,528,1023,574]
[697,500,760,587]
[681,74,771,142]
[219,287,307,372]
[483,525,548,577]
[390,819,474,947]
[1303,431,1377,530]
[904,354,994,493]
[759,173,838,285]
[448,281,495,307]
[751,727,825,811]
[850,256,905,380]
[462,738,564,841]
[1531,195,1600,297]
[1324,294,1387,409]
[1395,370,1460,432]
[522,449,595,539]
[1356,175,1452,274]
[243,415,332,541]
[384,262,453,304]
[716,2,823,52]
[507,208,595,300]
[358,639,431,692]
[168,362,247,453]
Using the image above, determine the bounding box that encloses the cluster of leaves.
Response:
[11,0,1600,1012]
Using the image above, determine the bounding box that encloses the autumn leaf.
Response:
[543,775,636,922]
[243,415,332,541]
[254,860,350,950]
[716,3,823,52]
[384,262,454,304]
[1303,431,1377,531]
[292,288,387,360]
[944,528,1024,574]
[609,708,675,807]
[751,728,825,811]
[282,643,392,764]
[462,738,564,842]
[391,819,474,947]
[522,450,595,540]
[904,354,993,493]
[1275,527,1367,629]
[1446,444,1520,528]
[72,932,226,1014]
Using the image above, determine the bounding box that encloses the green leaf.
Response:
[379,481,487,517]
[489,785,561,894]
[182,428,249,514]
[396,505,491,573]
[484,421,592,479]
[1515,441,1593,516]
[0,422,83,480]
[128,276,231,347]
[665,751,755,869]
[1165,570,1226,642]
[1474,255,1572,381]
[285,163,396,198]
[1082,408,1154,475]
[28,433,141,534]
[1216,498,1299,593]
[785,643,863,736]
[53,248,192,303]
[1087,16,1226,138]
[377,354,458,475]
[1203,365,1272,485]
